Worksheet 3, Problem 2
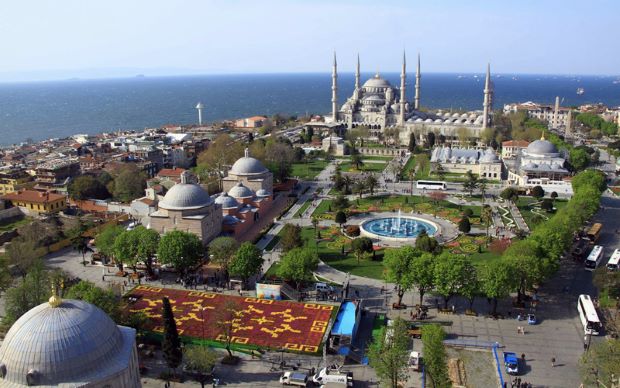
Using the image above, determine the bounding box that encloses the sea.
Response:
[1,72,619,146]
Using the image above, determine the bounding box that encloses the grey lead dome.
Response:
[158,182,213,210]
[0,300,136,387]
[229,156,269,175]
[526,139,559,156]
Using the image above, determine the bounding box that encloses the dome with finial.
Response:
[159,171,213,210]
[228,182,255,199]
[363,73,392,89]
[0,299,140,387]
[214,192,240,209]
[230,148,269,175]
[525,131,559,156]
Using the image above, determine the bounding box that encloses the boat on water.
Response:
[576,87,585,95]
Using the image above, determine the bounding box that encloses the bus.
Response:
[584,245,604,271]
[577,294,601,335]
[416,180,447,190]
[586,223,603,244]
[607,249,620,271]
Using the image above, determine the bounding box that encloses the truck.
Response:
[312,366,353,387]
[279,371,309,386]
[586,223,603,244]
[408,351,422,371]
[503,352,519,375]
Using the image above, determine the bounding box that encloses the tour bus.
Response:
[416,180,447,190]
[586,223,603,244]
[577,294,602,335]
[584,245,604,271]
[606,249,620,271]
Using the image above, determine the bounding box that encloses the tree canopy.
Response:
[208,236,239,272]
[228,242,263,285]
[68,175,110,200]
[367,317,410,388]
[157,231,204,276]
[276,248,319,289]
[112,164,147,202]
[280,224,303,252]
[383,246,418,305]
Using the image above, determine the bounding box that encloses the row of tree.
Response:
[68,164,148,203]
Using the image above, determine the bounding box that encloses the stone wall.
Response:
[0,207,24,223]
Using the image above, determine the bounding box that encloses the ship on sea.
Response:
[577,87,585,95]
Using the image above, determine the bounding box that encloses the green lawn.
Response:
[290,160,329,180]
[401,153,431,179]
[516,197,568,229]
[0,217,30,233]
[338,161,387,173]
[336,155,394,161]
[294,200,311,218]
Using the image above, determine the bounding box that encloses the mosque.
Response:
[0,294,141,387]
[148,149,273,244]
[506,132,571,190]
[329,53,493,143]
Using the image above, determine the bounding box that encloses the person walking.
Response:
[551,357,556,367]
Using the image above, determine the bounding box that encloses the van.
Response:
[315,282,334,293]
[280,371,308,386]
[312,367,353,387]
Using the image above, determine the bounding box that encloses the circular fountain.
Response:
[360,210,438,241]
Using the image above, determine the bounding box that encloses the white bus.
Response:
[577,294,601,335]
[416,180,447,190]
[584,245,604,271]
[606,249,620,271]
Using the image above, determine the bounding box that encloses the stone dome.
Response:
[228,182,254,198]
[0,299,132,386]
[363,74,392,89]
[230,149,269,175]
[159,182,213,210]
[526,139,558,156]
[214,192,239,209]
[255,189,270,197]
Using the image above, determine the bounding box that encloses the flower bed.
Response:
[126,286,334,354]
[448,235,488,255]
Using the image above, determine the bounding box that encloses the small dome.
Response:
[0,300,128,386]
[159,182,212,210]
[526,139,558,156]
[223,215,240,225]
[480,148,499,163]
[434,119,443,123]
[425,118,433,123]
[228,182,254,198]
[444,119,452,123]
[214,192,239,209]
[255,189,270,197]
[230,149,269,175]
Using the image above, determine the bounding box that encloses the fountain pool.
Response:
[360,212,437,240]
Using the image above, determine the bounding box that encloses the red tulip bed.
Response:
[126,285,334,354]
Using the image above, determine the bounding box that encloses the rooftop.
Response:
[2,190,64,204]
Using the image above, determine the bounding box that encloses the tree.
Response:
[214,300,243,359]
[161,297,183,375]
[480,205,493,241]
[95,224,125,260]
[531,185,545,199]
[228,242,263,286]
[351,152,364,170]
[503,240,544,303]
[332,194,350,211]
[335,211,347,229]
[408,133,416,152]
[265,140,295,182]
[184,345,218,385]
[5,238,46,276]
[276,248,319,290]
[569,147,591,171]
[311,217,319,237]
[68,225,90,265]
[68,175,110,200]
[196,134,244,189]
[65,280,120,320]
[365,174,379,196]
[134,226,160,275]
[410,252,435,305]
[351,237,374,264]
[458,216,471,234]
[541,199,553,212]
[383,247,417,306]
[0,255,12,298]
[367,317,410,388]
[342,175,354,195]
[479,178,488,203]
[353,179,366,199]
[113,229,140,273]
[208,237,239,280]
[280,224,303,252]
[433,253,472,309]
[459,260,478,311]
[462,170,479,196]
[415,231,440,254]
[157,231,204,277]
[112,164,147,202]
[434,163,446,180]
[422,325,450,388]
[500,187,519,204]
[2,261,54,326]
[479,261,513,315]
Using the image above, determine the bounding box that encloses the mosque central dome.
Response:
[362,74,392,89]
[159,182,213,210]
[526,139,558,156]
[0,300,132,386]
[230,149,269,175]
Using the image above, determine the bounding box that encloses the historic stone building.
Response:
[329,53,493,143]
[430,146,503,179]
[222,148,273,193]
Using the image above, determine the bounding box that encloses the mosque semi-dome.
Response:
[228,182,255,198]
[0,299,137,387]
[230,149,269,175]
[214,192,240,209]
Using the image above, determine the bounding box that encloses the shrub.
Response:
[345,225,360,237]
[489,238,511,254]
[462,208,474,217]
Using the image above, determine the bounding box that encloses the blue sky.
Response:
[0,0,617,81]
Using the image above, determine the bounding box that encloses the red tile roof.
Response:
[157,167,186,178]
[502,140,530,147]
[2,190,64,204]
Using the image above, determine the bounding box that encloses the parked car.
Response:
[527,314,537,325]
[280,371,308,386]
[503,352,519,375]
